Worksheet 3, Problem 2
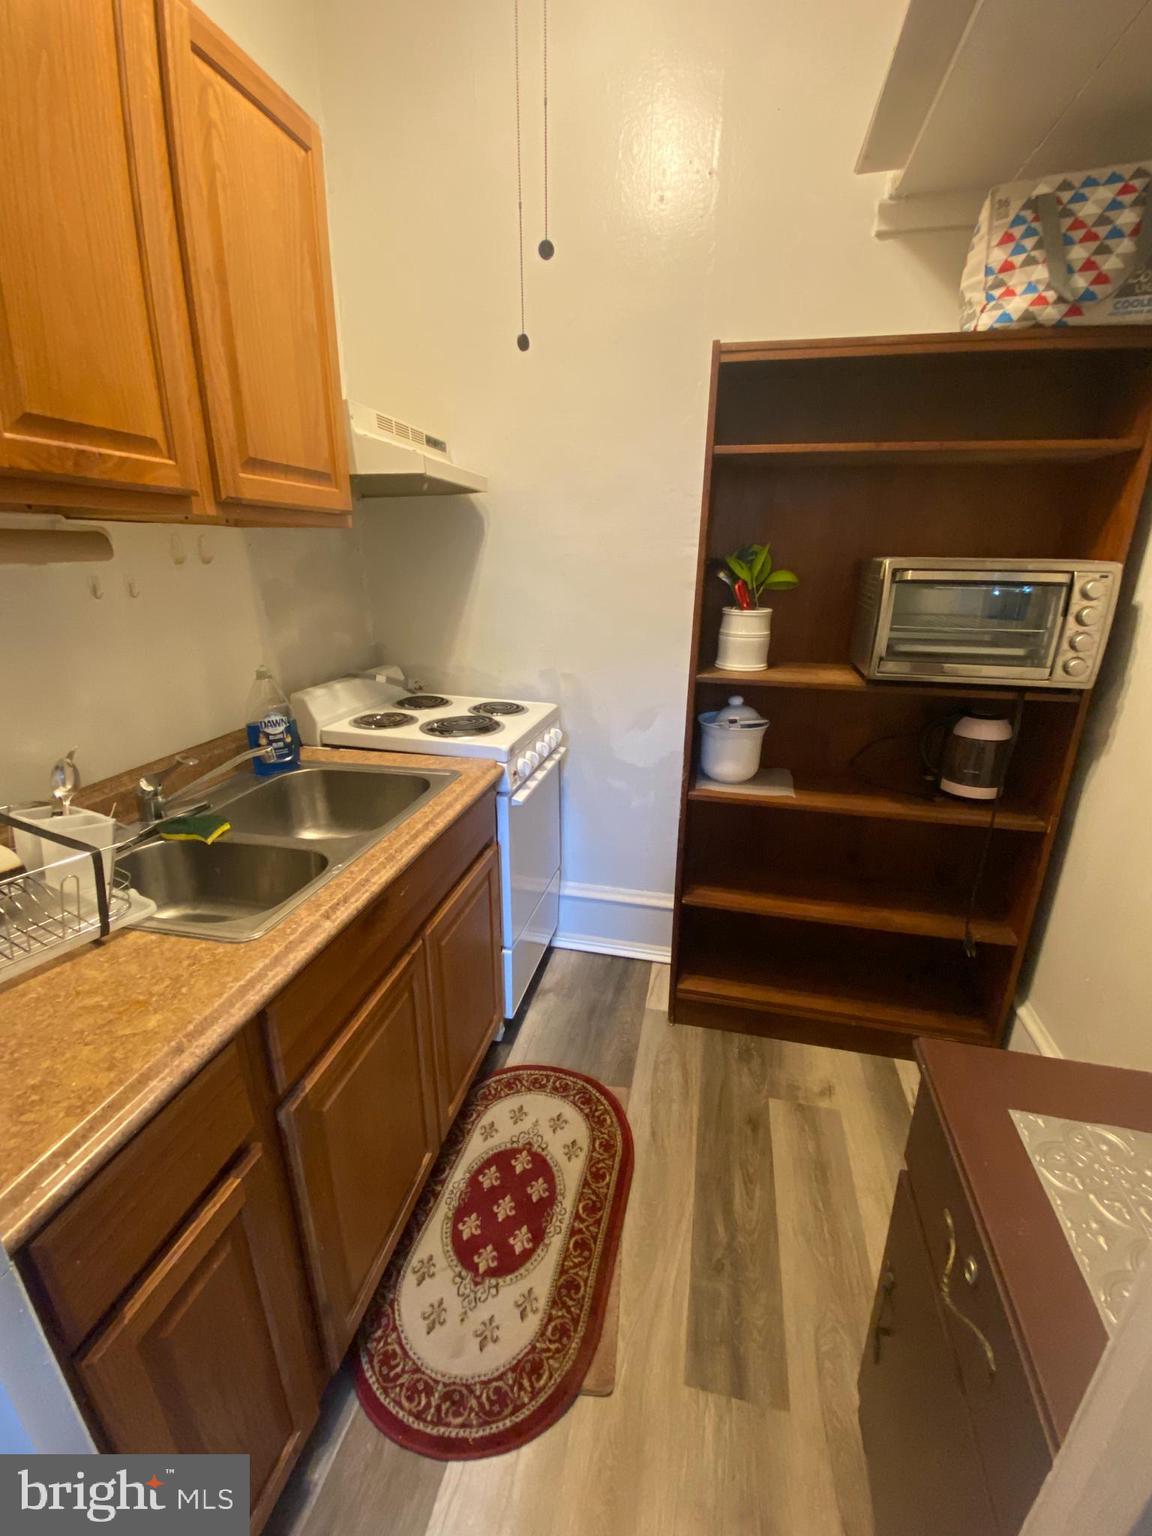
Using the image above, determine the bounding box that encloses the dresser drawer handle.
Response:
[940,1209,997,1380]
[872,1266,896,1363]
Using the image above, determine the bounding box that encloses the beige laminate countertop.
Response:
[0,747,502,1251]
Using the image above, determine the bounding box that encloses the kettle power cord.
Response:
[960,695,1025,961]
[846,699,1026,961]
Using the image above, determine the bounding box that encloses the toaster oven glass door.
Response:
[882,573,1068,676]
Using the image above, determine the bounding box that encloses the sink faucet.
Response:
[135,746,277,824]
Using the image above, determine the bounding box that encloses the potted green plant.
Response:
[715,543,799,670]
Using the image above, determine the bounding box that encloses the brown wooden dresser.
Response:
[859,1039,1152,1535]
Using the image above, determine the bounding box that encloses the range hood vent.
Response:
[346,400,487,497]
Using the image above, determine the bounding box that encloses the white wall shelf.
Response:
[861,0,1152,237]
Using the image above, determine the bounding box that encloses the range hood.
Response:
[346,400,487,497]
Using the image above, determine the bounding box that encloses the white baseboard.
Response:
[1011,998,1064,1058]
[554,882,673,963]
[552,934,673,963]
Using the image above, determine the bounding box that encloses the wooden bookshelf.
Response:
[694,660,1081,703]
[676,973,989,1043]
[680,876,1018,946]
[713,438,1144,465]
[686,774,1050,831]
[671,327,1152,1057]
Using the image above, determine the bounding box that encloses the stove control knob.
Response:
[1063,656,1090,677]
[516,755,534,780]
[1076,606,1102,626]
[1081,578,1106,600]
[526,750,541,771]
[549,728,563,750]
[535,738,549,760]
[1068,631,1095,652]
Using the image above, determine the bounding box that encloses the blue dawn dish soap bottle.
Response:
[246,665,300,776]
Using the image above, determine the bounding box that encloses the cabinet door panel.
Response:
[159,0,349,513]
[279,944,439,1367]
[906,1093,1054,1532]
[77,1146,319,1530]
[426,845,502,1135]
[858,1173,997,1536]
[0,0,200,491]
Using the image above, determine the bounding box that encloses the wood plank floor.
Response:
[269,950,919,1536]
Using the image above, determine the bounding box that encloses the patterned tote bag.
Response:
[961,163,1152,330]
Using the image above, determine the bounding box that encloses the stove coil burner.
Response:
[349,711,418,729]
[421,715,504,738]
[396,694,452,710]
[470,701,527,717]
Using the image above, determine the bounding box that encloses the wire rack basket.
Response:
[0,808,132,982]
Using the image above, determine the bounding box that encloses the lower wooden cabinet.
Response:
[425,844,503,1135]
[279,942,440,1367]
[20,817,503,1532]
[76,1145,320,1530]
[858,1173,997,1536]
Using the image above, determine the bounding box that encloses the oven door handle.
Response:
[512,747,566,805]
[893,568,1069,585]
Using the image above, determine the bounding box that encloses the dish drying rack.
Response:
[0,809,136,983]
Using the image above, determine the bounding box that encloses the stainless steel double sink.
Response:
[120,763,457,941]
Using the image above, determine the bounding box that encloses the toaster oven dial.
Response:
[1068,631,1095,652]
[1075,606,1102,627]
[1081,578,1106,600]
[1063,656,1090,677]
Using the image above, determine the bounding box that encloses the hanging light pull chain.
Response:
[514,0,530,349]
[538,0,554,260]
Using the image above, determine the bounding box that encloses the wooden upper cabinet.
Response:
[77,1145,320,1530]
[425,845,503,1135]
[279,943,440,1367]
[0,0,201,493]
[159,0,351,514]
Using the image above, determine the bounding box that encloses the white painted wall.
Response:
[1017,523,1152,1070]
[0,0,373,804]
[317,0,968,952]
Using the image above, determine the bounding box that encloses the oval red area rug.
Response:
[355,1065,633,1460]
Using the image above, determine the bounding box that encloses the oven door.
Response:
[497,747,563,943]
[877,569,1069,680]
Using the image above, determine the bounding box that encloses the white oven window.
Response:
[886,580,1066,670]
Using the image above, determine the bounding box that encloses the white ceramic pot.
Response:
[715,606,772,670]
[698,696,770,783]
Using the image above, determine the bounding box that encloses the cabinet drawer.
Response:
[906,1092,1053,1533]
[263,795,495,1091]
[25,1040,255,1352]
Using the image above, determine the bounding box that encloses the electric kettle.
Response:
[924,710,1015,801]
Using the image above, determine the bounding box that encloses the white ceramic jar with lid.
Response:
[697,695,770,783]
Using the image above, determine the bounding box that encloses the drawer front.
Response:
[906,1092,1053,1533]
[24,1040,255,1352]
[263,794,496,1091]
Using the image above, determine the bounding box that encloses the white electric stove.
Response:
[291,675,564,1018]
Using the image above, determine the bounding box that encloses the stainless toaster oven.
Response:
[850,558,1123,688]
